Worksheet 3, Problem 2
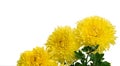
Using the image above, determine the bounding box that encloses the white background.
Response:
[0,0,120,66]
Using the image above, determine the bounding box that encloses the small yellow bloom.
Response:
[17,47,57,66]
[75,16,116,53]
[46,26,80,64]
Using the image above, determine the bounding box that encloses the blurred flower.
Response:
[17,47,57,66]
[74,16,116,53]
[46,26,80,64]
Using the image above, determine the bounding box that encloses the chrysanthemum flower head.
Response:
[75,16,116,53]
[17,47,57,66]
[46,26,80,64]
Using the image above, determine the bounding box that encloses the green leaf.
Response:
[101,61,111,66]
[90,45,99,52]
[82,45,99,53]
[90,53,104,61]
[74,50,85,59]
[73,46,110,66]
[82,46,91,52]
[89,52,108,66]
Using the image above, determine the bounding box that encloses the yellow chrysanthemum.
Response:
[17,47,57,66]
[46,26,80,64]
[75,16,116,53]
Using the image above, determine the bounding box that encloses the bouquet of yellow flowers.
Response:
[17,16,116,66]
